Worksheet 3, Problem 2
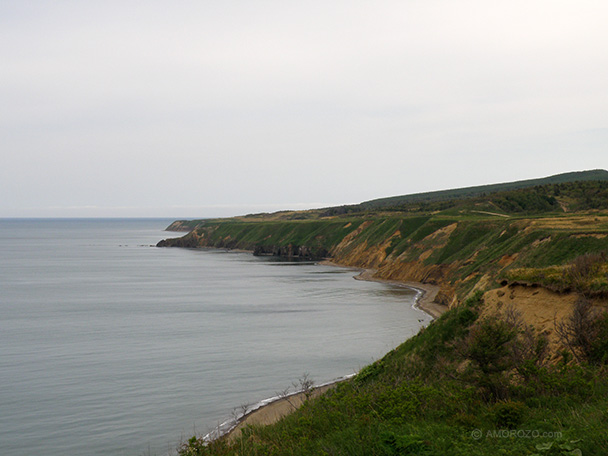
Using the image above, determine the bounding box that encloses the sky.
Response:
[1,0,607,218]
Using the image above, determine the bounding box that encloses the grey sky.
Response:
[1,1,606,218]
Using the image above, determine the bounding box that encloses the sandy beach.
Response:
[223,381,340,441]
[220,265,446,442]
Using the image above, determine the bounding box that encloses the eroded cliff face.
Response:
[330,235,393,269]
[328,238,459,309]
[322,221,461,307]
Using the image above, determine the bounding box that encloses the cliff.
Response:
[158,212,608,312]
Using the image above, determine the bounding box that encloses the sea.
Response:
[0,218,431,456]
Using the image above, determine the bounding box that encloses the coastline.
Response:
[213,262,446,442]
[218,377,351,442]
[350,267,445,319]
[322,260,446,320]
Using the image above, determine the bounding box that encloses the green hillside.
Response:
[359,169,608,209]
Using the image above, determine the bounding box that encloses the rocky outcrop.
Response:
[253,244,330,260]
[157,230,201,247]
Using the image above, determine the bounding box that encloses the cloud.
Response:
[1,1,607,217]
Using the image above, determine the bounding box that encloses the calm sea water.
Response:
[0,218,431,456]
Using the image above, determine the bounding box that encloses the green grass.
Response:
[191,218,365,253]
[515,234,608,268]
[333,170,608,211]
[505,253,608,297]
[321,172,608,216]
[431,221,500,264]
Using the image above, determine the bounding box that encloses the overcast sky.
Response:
[1,1,607,218]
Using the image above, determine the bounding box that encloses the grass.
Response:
[357,170,608,211]
[505,253,608,297]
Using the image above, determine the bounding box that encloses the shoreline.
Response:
[213,261,446,442]
[215,375,353,442]
[351,268,445,320]
[321,260,445,320]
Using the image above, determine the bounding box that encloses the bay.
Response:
[0,218,431,455]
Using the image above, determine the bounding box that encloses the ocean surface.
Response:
[0,218,431,456]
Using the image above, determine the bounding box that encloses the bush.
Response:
[556,298,608,364]
[563,252,607,291]
[491,400,526,429]
[463,312,524,401]
[379,431,429,455]
[466,319,517,376]
[177,436,207,456]
[355,360,385,385]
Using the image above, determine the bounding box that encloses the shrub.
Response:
[491,400,527,429]
[379,431,429,456]
[556,298,608,364]
[563,252,607,291]
[355,360,385,385]
[466,318,517,376]
[177,436,207,456]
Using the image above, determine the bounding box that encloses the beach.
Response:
[222,381,341,441]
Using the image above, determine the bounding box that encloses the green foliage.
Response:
[408,219,456,243]
[517,235,608,269]
[379,431,430,455]
[463,317,519,401]
[556,298,608,365]
[507,252,608,297]
[490,401,527,429]
[532,440,584,456]
[356,170,608,211]
[357,218,402,245]
[432,222,498,264]
[184,218,366,258]
[354,359,385,385]
[160,185,608,291]
[385,216,432,257]
[466,319,517,375]
[588,312,608,364]
[176,436,207,456]
[387,292,481,376]
[490,187,560,213]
